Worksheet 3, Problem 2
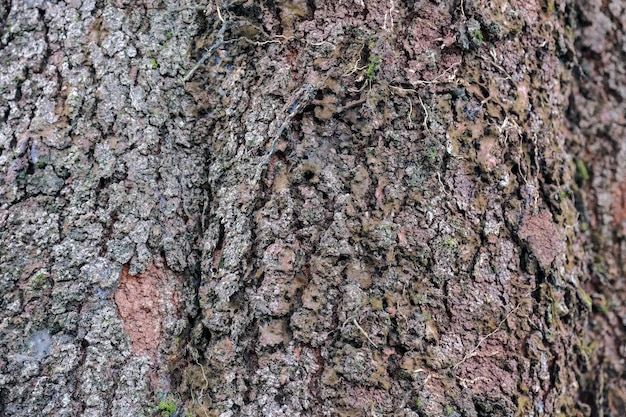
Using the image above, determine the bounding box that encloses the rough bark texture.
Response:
[1,0,625,416]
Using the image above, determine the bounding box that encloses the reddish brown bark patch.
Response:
[518,210,564,269]
[612,182,626,236]
[114,263,173,356]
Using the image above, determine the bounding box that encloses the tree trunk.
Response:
[1,0,624,416]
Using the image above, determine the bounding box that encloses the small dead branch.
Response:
[337,97,368,113]
[417,94,429,131]
[406,60,462,85]
[453,297,528,369]
[183,5,288,82]
[308,40,336,48]
[342,316,378,348]
[251,83,317,187]
[479,49,512,81]
[225,36,286,47]
[223,21,291,46]
[456,375,489,390]
[406,98,414,128]
[383,0,396,32]
[388,86,429,131]
[188,346,210,398]
[343,44,367,77]
[183,5,228,82]
[436,172,450,196]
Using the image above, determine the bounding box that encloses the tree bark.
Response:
[1,0,624,416]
